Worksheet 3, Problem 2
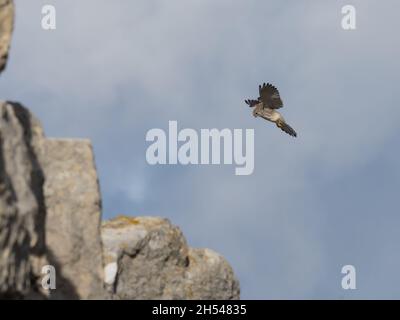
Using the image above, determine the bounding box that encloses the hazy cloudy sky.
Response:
[1,0,400,299]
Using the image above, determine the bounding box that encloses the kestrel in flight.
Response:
[245,83,297,137]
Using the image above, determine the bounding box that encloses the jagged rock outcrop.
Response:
[0,102,104,299]
[102,216,240,300]
[0,0,14,73]
[184,248,240,299]
[42,139,104,299]
[0,102,46,298]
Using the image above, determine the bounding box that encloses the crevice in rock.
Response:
[10,102,46,256]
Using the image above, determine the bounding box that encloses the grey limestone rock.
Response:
[0,101,46,298]
[41,139,104,299]
[102,216,240,300]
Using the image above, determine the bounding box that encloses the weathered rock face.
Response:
[0,0,14,74]
[0,102,105,299]
[0,101,46,298]
[102,216,240,300]
[185,248,240,300]
[42,139,104,299]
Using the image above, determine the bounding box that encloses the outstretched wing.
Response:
[259,83,283,109]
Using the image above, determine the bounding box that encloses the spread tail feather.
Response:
[276,119,297,137]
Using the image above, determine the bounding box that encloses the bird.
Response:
[245,83,297,137]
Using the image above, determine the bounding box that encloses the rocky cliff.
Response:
[0,2,240,300]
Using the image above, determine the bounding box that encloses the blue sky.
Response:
[1,0,400,299]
